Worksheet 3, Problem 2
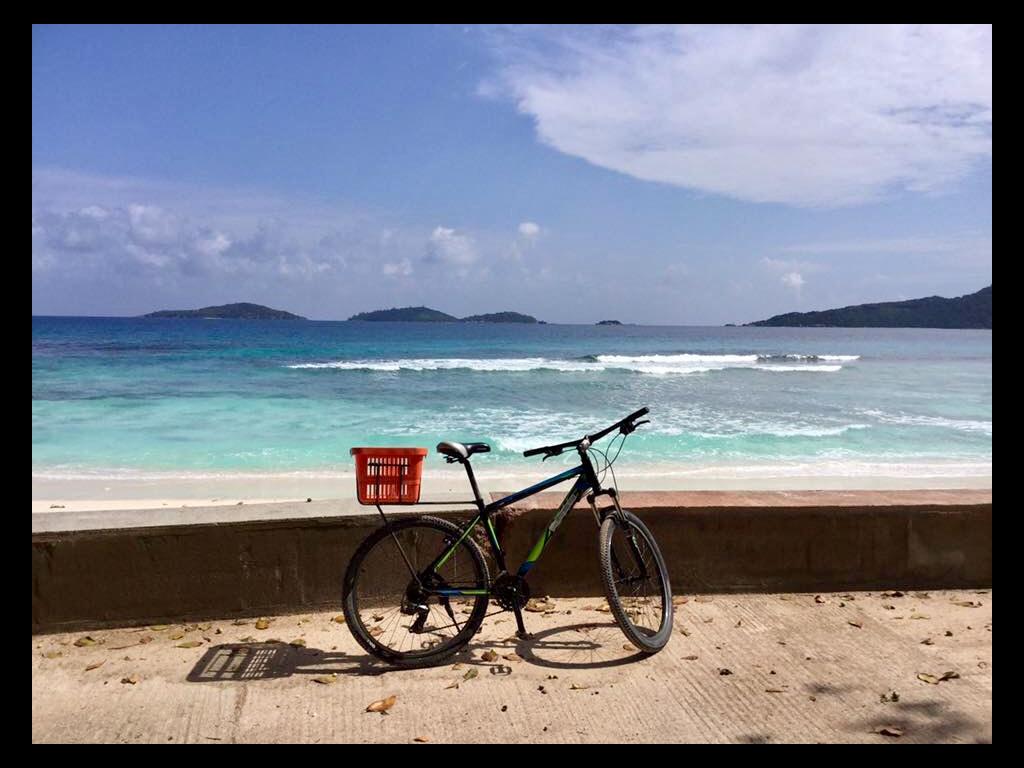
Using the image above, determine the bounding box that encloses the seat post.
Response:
[461,459,486,510]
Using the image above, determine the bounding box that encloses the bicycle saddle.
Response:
[436,441,491,460]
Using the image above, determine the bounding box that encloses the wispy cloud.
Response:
[483,24,992,207]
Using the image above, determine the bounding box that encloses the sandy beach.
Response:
[33,463,992,514]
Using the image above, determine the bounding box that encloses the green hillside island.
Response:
[349,306,539,323]
[142,302,306,320]
[746,286,991,329]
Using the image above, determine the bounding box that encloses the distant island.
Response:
[463,312,537,324]
[349,306,458,322]
[596,320,622,326]
[142,302,306,320]
[747,286,991,329]
[349,306,539,323]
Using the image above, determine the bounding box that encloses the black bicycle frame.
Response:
[379,445,619,600]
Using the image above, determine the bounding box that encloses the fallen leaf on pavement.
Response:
[413,736,429,743]
[917,673,940,684]
[176,640,203,648]
[848,621,863,628]
[289,639,306,647]
[814,595,825,604]
[463,669,478,681]
[623,643,636,652]
[694,596,713,603]
[939,671,960,681]
[570,683,590,690]
[481,650,499,662]
[920,637,934,645]
[873,725,904,737]
[332,615,346,624]
[312,675,337,685]
[881,591,904,598]
[445,682,459,690]
[120,676,138,685]
[765,688,785,693]
[43,650,63,659]
[366,695,397,713]
[718,668,733,675]
[73,636,98,647]
[683,655,699,660]
[169,633,185,640]
[952,600,981,608]
[84,660,105,671]
[255,619,271,630]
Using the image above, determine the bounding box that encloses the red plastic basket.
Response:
[350,447,428,505]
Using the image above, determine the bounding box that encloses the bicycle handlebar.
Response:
[522,407,650,458]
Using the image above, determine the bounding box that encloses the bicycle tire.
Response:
[598,510,673,653]
[342,515,490,668]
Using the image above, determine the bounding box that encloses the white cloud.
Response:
[426,226,478,266]
[781,271,805,290]
[485,25,992,207]
[382,258,413,277]
[518,221,541,238]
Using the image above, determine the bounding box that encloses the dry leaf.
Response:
[910,613,929,620]
[939,670,960,681]
[682,654,699,660]
[368,626,383,637]
[672,596,689,605]
[120,676,138,685]
[176,640,203,648]
[169,633,185,641]
[694,596,713,603]
[952,600,981,608]
[881,591,904,598]
[848,621,863,628]
[413,736,429,743]
[366,695,397,713]
[232,619,249,626]
[814,595,825,604]
[255,619,271,630]
[764,688,785,693]
[289,639,306,647]
[239,635,257,642]
[43,650,63,659]
[569,683,590,690]
[445,681,459,690]
[873,725,904,737]
[149,624,169,631]
[85,660,105,671]
[312,675,337,685]
[332,615,346,624]
[914,592,931,599]
[463,669,478,681]
[917,673,940,684]
[73,636,98,647]
[718,668,733,675]
[920,637,934,645]
[481,650,499,662]
[372,614,385,622]
[502,653,521,662]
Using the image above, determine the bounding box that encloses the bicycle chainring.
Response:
[492,573,531,611]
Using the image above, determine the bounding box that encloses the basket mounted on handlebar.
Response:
[350,447,427,505]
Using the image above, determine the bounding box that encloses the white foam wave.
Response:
[859,409,992,435]
[288,352,852,375]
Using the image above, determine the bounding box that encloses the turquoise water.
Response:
[32,317,991,481]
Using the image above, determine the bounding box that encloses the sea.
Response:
[32,317,992,491]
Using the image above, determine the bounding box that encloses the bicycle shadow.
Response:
[186,619,646,682]
[185,642,389,682]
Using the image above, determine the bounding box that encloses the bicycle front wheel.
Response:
[598,510,673,653]
[342,515,490,668]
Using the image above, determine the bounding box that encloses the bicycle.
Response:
[342,407,672,668]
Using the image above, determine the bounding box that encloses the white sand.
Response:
[33,463,991,514]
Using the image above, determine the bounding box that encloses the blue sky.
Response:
[32,24,992,324]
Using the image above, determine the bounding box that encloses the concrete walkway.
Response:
[32,590,992,743]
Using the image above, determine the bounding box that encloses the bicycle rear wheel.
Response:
[342,515,490,668]
[598,510,673,653]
